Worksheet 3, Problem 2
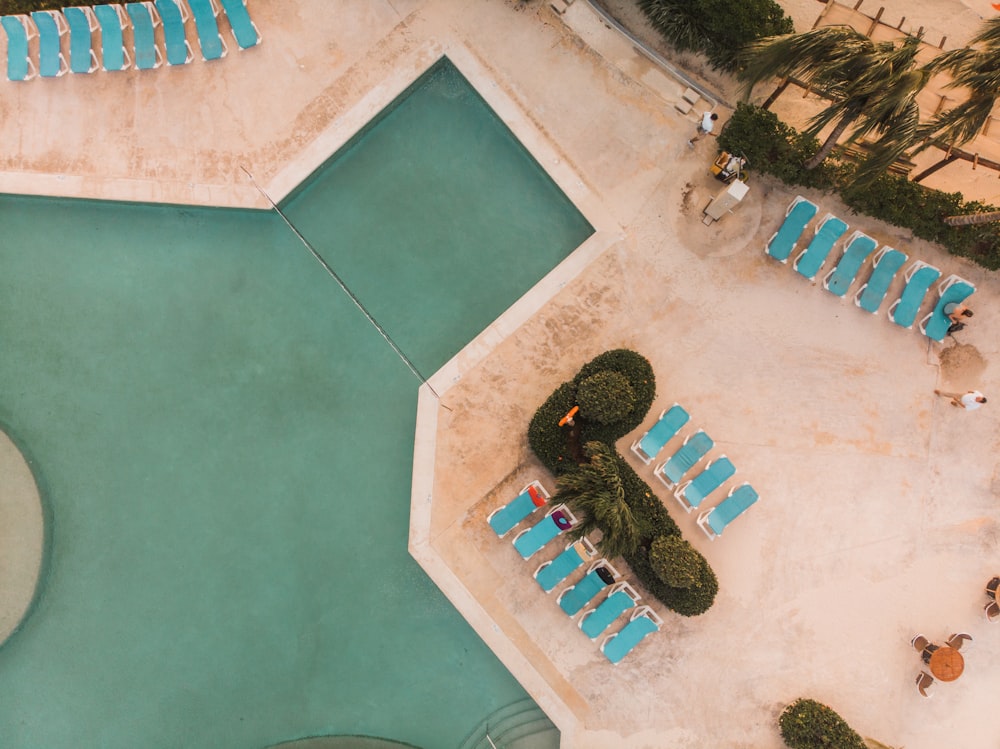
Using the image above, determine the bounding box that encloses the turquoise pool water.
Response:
[0,59,590,748]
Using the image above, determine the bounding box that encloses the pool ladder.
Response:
[456,698,559,749]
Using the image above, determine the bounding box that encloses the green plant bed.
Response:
[779,699,867,749]
[718,102,1000,269]
[528,349,655,474]
[0,1,69,13]
[528,349,717,616]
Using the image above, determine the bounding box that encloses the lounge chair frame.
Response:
[793,212,849,282]
[578,581,640,639]
[1,14,39,81]
[653,429,713,490]
[629,403,687,465]
[887,260,941,329]
[696,482,758,541]
[532,537,596,593]
[555,559,621,617]
[765,195,818,263]
[64,7,100,74]
[673,455,735,513]
[918,273,975,341]
[31,10,70,78]
[854,246,907,314]
[822,230,877,297]
[486,479,549,538]
[600,605,663,665]
[93,4,133,71]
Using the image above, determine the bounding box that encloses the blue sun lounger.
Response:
[64,7,100,74]
[513,505,576,560]
[534,538,596,593]
[155,0,194,65]
[219,0,260,49]
[188,0,228,60]
[629,403,689,465]
[888,261,941,329]
[579,582,640,640]
[126,3,164,70]
[654,430,713,489]
[822,231,877,297]
[601,606,662,665]
[488,480,549,538]
[697,482,759,540]
[919,275,976,342]
[1,15,37,81]
[94,4,132,71]
[854,247,907,314]
[794,213,848,281]
[31,11,69,78]
[766,195,818,263]
[673,455,735,513]
[557,561,619,617]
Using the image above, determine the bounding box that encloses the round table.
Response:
[929,646,965,682]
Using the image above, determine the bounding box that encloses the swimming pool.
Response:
[0,59,591,748]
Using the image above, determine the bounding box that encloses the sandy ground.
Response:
[0,1,996,748]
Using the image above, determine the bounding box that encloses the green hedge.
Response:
[0,1,68,11]
[528,349,655,472]
[718,102,1000,269]
[779,699,867,749]
[637,0,793,72]
[528,350,717,616]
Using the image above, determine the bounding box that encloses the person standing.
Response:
[688,111,719,147]
[934,389,987,409]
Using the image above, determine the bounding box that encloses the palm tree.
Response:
[944,211,1000,227]
[739,26,932,180]
[919,18,1000,149]
[553,441,642,559]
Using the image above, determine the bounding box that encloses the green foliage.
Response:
[638,0,793,72]
[556,442,644,558]
[0,0,68,11]
[649,535,702,588]
[527,350,717,616]
[718,103,1000,270]
[779,699,867,749]
[527,350,656,473]
[576,371,636,425]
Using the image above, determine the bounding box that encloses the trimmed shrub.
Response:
[649,535,701,588]
[638,0,793,73]
[779,699,867,749]
[718,102,1000,270]
[576,370,636,425]
[528,350,717,616]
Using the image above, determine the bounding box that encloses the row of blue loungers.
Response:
[1,0,259,80]
[487,482,663,664]
[630,404,759,540]
[765,195,976,342]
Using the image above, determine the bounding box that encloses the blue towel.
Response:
[795,216,848,280]
[635,404,689,462]
[127,4,159,70]
[680,457,735,509]
[602,614,658,664]
[767,198,818,262]
[488,485,545,537]
[922,281,975,342]
[535,544,586,592]
[891,265,941,328]
[857,248,906,313]
[155,0,191,65]
[219,0,259,49]
[94,5,128,71]
[1,16,31,81]
[825,233,877,297]
[580,590,636,639]
[514,511,571,559]
[707,484,759,536]
[558,569,610,616]
[188,0,226,61]
[31,12,65,78]
[64,8,97,74]
[662,431,714,485]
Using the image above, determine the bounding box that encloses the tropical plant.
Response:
[919,17,1000,152]
[739,26,932,182]
[576,370,636,425]
[649,535,702,588]
[779,699,867,749]
[555,441,644,559]
[637,0,793,72]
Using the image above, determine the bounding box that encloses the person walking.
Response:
[934,389,987,409]
[688,111,719,147]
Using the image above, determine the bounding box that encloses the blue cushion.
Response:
[602,615,658,664]
[767,198,818,261]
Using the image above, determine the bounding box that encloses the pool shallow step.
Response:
[457,699,558,749]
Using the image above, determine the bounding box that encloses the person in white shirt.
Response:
[934,389,987,409]
[688,111,719,147]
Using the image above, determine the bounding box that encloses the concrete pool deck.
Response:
[1,1,998,748]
